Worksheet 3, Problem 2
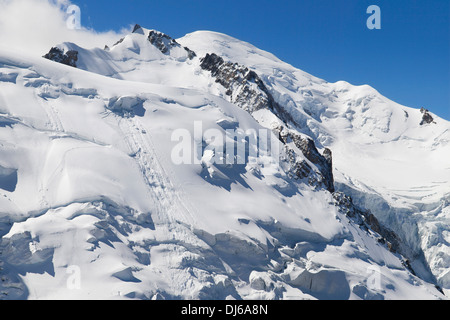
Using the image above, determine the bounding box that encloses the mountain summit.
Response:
[0,26,448,300]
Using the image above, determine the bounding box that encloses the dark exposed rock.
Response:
[333,191,414,276]
[333,192,402,254]
[293,137,333,183]
[323,148,333,166]
[293,159,313,180]
[274,127,335,193]
[148,30,196,59]
[294,138,334,193]
[110,27,196,60]
[200,53,296,125]
[200,53,223,74]
[132,24,142,33]
[402,259,416,276]
[43,47,78,68]
[113,37,125,47]
[435,284,445,295]
[200,53,335,193]
[420,107,435,125]
[184,47,197,60]
[148,30,173,54]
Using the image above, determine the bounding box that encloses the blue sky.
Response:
[72,0,449,120]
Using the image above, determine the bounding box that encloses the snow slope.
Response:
[179,31,450,293]
[0,26,447,300]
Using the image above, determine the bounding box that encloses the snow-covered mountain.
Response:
[0,25,448,300]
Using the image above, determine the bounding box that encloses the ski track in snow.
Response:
[118,116,192,225]
[0,26,448,300]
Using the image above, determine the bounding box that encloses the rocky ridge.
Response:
[34,26,447,297]
[43,47,78,68]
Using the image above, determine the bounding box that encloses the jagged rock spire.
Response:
[132,24,142,33]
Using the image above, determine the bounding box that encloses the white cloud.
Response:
[0,0,127,56]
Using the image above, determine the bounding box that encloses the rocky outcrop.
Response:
[147,30,196,60]
[293,137,334,192]
[331,191,433,283]
[43,47,78,68]
[132,24,142,33]
[200,53,296,125]
[112,37,125,47]
[200,54,270,112]
[200,53,335,193]
[420,108,435,125]
[331,191,431,279]
[274,126,335,193]
[333,192,402,254]
[148,30,175,54]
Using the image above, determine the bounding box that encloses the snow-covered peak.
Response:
[179,30,325,86]
[107,25,196,61]
[179,28,450,292]
[42,25,449,220]
[179,30,448,139]
[2,25,446,299]
[43,25,197,82]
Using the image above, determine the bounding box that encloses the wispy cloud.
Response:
[0,0,127,56]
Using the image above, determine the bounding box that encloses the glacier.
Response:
[0,25,448,300]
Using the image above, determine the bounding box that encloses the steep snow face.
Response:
[0,27,447,300]
[179,31,450,292]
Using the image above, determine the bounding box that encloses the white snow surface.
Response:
[0,27,447,300]
[179,31,450,293]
